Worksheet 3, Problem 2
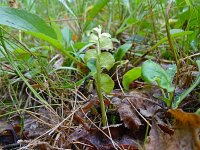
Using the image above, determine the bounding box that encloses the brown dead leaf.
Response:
[32,141,56,150]
[146,109,200,150]
[145,120,173,150]
[0,123,21,150]
[112,90,162,131]
[169,109,200,149]
[168,109,200,128]
[118,101,142,131]
[68,125,139,150]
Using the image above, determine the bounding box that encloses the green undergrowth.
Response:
[0,0,200,149]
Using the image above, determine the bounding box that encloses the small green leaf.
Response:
[142,60,174,92]
[99,52,115,70]
[99,36,113,50]
[100,73,114,94]
[84,49,97,62]
[122,67,141,90]
[89,26,113,50]
[87,59,96,73]
[89,33,98,43]
[114,43,132,61]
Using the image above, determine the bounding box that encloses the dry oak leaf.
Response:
[168,109,200,128]
[168,109,200,150]
[146,109,200,150]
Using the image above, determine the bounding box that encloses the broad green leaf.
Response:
[27,31,62,49]
[142,60,174,92]
[99,52,115,70]
[100,73,114,94]
[122,67,141,90]
[166,64,177,82]
[0,7,56,39]
[114,43,132,61]
[84,0,109,30]
[0,7,83,66]
[0,7,62,50]
[84,49,97,62]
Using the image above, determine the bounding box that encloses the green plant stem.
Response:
[175,76,200,108]
[132,31,192,66]
[143,123,150,150]
[95,41,107,127]
[164,1,180,108]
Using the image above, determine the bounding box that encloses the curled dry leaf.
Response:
[169,109,200,150]
[168,109,200,128]
[117,101,142,131]
[112,90,162,131]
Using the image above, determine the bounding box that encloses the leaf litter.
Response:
[0,86,199,149]
[146,109,200,150]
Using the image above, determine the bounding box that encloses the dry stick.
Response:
[25,87,58,116]
[19,106,82,149]
[72,141,94,148]
[49,105,82,135]
[81,109,122,150]
[47,18,86,22]
[180,52,200,61]
[68,88,79,136]
[127,99,152,127]
[105,114,118,150]
[116,66,125,95]
[110,92,165,109]
[26,111,54,128]
[19,129,54,150]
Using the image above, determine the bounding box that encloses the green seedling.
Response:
[123,59,200,109]
[141,60,200,108]
[141,60,176,108]
[84,26,115,126]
